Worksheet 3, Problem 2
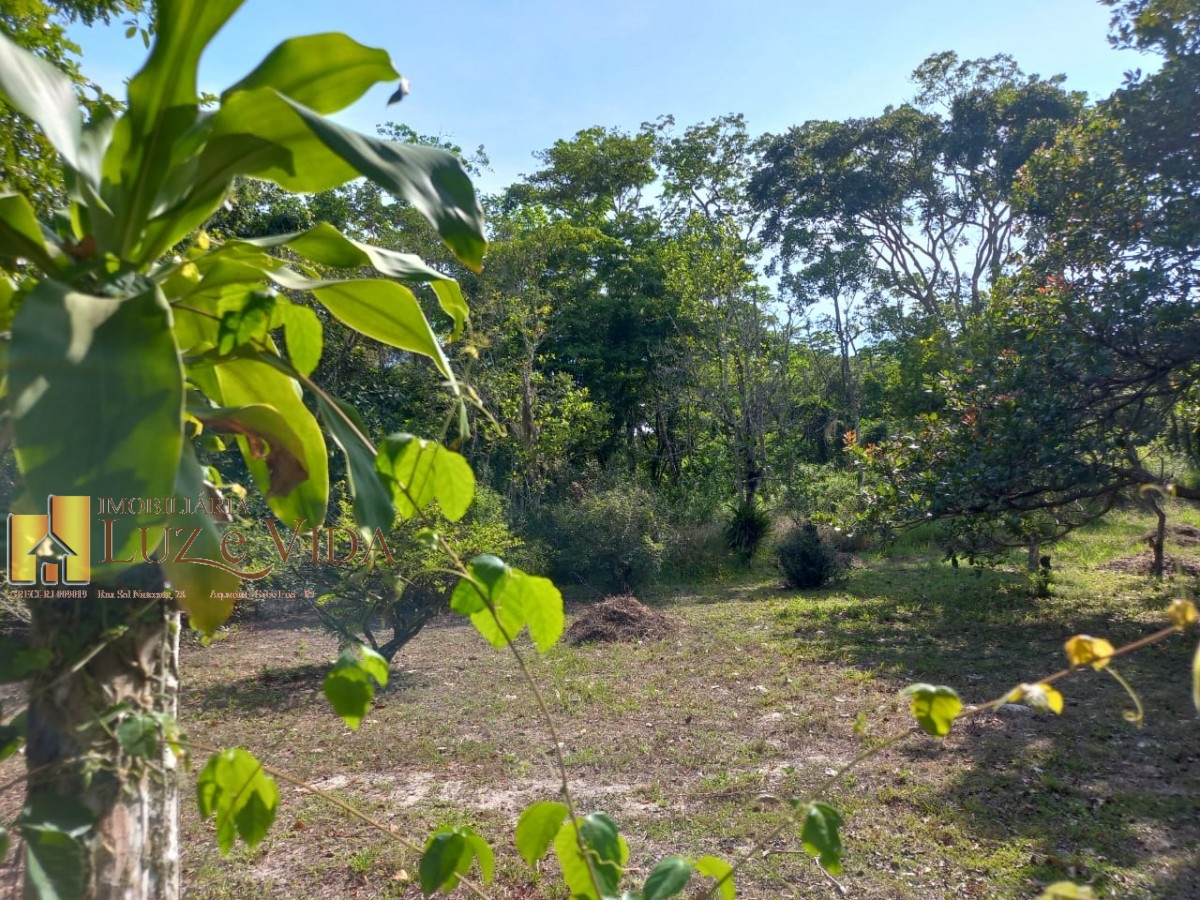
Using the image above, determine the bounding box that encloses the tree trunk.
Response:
[24,566,180,899]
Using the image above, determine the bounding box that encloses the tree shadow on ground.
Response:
[185,661,427,714]
[772,560,1200,897]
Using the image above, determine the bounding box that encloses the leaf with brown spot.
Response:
[195,404,308,499]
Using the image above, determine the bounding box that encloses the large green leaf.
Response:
[375,434,475,521]
[515,801,569,866]
[800,802,845,875]
[280,96,486,271]
[213,356,328,528]
[268,270,454,380]
[109,0,245,258]
[8,280,183,568]
[248,223,470,338]
[553,814,628,900]
[900,683,962,738]
[324,645,388,730]
[223,33,399,114]
[0,194,67,274]
[0,30,84,174]
[692,855,736,900]
[196,748,280,854]
[643,856,693,900]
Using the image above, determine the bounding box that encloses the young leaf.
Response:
[1064,635,1115,671]
[800,801,845,875]
[196,748,280,854]
[1007,683,1064,715]
[419,831,468,897]
[693,855,736,900]
[223,33,398,114]
[643,856,693,900]
[376,434,475,522]
[515,800,569,866]
[900,683,962,737]
[450,554,510,616]
[324,645,388,730]
[509,571,564,653]
[1167,598,1198,631]
[553,814,628,900]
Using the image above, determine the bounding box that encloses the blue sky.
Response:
[70,0,1153,195]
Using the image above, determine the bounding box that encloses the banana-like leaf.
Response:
[246,223,469,338]
[223,33,399,114]
[8,280,183,567]
[314,394,394,535]
[0,30,84,175]
[267,269,455,382]
[281,96,485,272]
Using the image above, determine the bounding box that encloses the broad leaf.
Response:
[800,801,844,875]
[419,832,467,897]
[693,855,736,900]
[553,813,628,899]
[19,791,95,900]
[196,748,280,854]
[9,280,183,567]
[515,800,569,866]
[214,355,328,527]
[195,404,309,500]
[224,33,399,114]
[280,96,486,271]
[0,30,84,174]
[324,645,389,730]
[450,554,510,617]
[282,302,323,376]
[643,856,692,900]
[900,683,962,737]
[509,572,564,653]
[376,434,475,522]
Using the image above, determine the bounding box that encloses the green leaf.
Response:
[213,355,328,528]
[0,826,8,864]
[900,683,963,738]
[419,831,467,897]
[116,712,164,759]
[224,33,399,114]
[162,442,242,634]
[19,790,94,900]
[0,638,51,682]
[269,271,453,380]
[194,404,311,502]
[693,855,736,900]
[0,30,84,174]
[0,193,67,274]
[460,826,495,884]
[282,303,323,377]
[510,572,564,653]
[217,289,276,355]
[314,393,394,535]
[196,748,280,854]
[800,802,845,875]
[9,280,183,567]
[643,856,692,900]
[375,433,474,523]
[553,813,628,899]
[0,712,26,762]
[430,280,469,341]
[324,645,388,730]
[279,96,486,272]
[515,800,569,866]
[449,554,510,616]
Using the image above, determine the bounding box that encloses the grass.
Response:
[4,507,1196,898]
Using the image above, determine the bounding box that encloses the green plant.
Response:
[723,499,771,562]
[550,483,663,593]
[776,520,839,589]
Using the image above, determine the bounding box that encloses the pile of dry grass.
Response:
[563,594,676,646]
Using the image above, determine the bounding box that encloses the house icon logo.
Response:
[7,495,91,585]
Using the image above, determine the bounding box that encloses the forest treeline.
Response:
[4,0,1200,600]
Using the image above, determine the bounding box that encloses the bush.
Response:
[777,521,839,589]
[550,484,663,592]
[724,500,772,562]
[662,521,731,580]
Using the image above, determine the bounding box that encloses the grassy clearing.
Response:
[4,509,1196,898]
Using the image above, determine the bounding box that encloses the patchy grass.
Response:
[3,508,1198,898]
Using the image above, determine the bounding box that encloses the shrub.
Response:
[724,500,773,562]
[550,484,663,592]
[662,521,732,580]
[777,521,839,589]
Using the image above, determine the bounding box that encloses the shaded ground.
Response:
[1100,551,1200,576]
